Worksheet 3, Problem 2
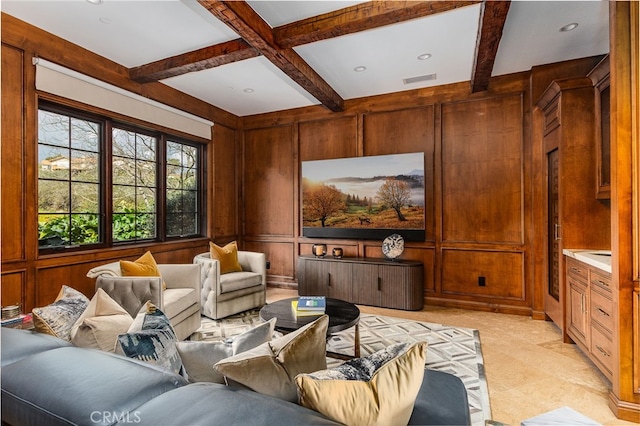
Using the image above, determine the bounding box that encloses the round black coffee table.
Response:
[259,297,360,359]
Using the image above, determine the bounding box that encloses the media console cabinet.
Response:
[297,256,424,311]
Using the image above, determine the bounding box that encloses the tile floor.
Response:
[266,287,636,426]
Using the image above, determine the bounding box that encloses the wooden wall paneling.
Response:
[441,249,525,301]
[1,44,25,262]
[299,242,360,259]
[212,124,238,239]
[299,116,358,161]
[243,125,294,237]
[441,95,524,244]
[244,241,296,287]
[1,271,25,308]
[363,106,436,242]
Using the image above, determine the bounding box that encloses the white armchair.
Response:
[86,262,201,341]
[193,251,266,319]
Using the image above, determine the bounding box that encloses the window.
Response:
[166,141,200,237]
[112,127,158,243]
[38,109,102,249]
[37,103,203,252]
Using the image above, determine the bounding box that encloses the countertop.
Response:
[562,249,612,273]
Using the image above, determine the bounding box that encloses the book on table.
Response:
[291,300,324,317]
[296,296,326,311]
[1,313,32,326]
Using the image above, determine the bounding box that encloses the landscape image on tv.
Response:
[302,152,425,241]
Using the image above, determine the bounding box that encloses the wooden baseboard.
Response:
[608,390,640,422]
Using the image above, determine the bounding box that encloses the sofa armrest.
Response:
[237,251,266,286]
[193,253,222,296]
[95,276,163,318]
[158,264,201,295]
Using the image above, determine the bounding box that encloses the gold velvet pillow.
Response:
[295,342,427,426]
[209,241,242,274]
[120,251,166,290]
[214,315,329,402]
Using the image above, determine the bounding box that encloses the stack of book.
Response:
[1,313,32,327]
[291,296,326,317]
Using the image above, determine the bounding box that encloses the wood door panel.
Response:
[299,116,357,161]
[442,95,524,244]
[1,45,25,262]
[441,249,525,300]
[243,126,294,237]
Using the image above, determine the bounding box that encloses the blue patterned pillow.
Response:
[117,304,182,375]
[32,285,90,341]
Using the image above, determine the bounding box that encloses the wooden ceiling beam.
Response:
[470,0,511,93]
[274,0,481,49]
[198,0,344,112]
[129,39,259,83]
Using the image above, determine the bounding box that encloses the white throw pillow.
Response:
[176,318,276,383]
[70,288,133,352]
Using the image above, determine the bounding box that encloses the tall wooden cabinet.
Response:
[536,77,611,335]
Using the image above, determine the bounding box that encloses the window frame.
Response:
[37,101,205,254]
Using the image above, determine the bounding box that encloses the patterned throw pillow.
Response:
[176,318,276,383]
[116,303,182,375]
[295,342,428,426]
[32,285,90,341]
[214,315,329,402]
[209,241,242,274]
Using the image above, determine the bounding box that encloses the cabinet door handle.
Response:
[595,280,610,288]
[554,223,561,240]
[581,294,584,312]
[377,277,382,292]
[595,345,610,357]
[596,307,610,317]
[570,267,582,273]
[327,273,331,287]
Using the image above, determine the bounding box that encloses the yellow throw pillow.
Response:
[295,342,427,426]
[120,251,166,290]
[209,241,242,274]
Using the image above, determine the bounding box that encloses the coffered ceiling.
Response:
[1,1,609,117]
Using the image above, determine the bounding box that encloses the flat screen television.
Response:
[301,152,425,241]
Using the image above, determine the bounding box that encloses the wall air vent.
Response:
[403,73,437,85]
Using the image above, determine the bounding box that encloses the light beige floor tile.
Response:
[266,287,634,425]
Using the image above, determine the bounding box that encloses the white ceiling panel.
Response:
[294,4,481,99]
[493,0,609,76]
[248,0,367,27]
[1,0,238,67]
[162,56,320,116]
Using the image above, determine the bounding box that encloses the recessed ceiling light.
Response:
[99,17,111,24]
[353,66,366,72]
[417,53,432,60]
[86,0,103,4]
[559,23,578,32]
[243,88,254,93]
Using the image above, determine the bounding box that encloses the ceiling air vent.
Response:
[403,73,437,85]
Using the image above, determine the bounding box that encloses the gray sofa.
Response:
[1,328,471,426]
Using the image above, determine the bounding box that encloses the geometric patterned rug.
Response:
[192,310,491,426]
